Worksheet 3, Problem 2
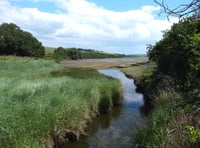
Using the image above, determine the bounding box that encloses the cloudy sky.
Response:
[0,0,190,54]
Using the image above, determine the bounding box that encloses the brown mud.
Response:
[60,57,147,69]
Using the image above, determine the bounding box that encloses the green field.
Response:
[0,57,122,147]
[45,47,55,54]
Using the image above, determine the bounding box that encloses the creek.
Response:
[68,68,146,148]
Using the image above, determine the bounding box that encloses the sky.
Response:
[0,0,191,54]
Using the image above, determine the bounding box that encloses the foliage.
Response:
[0,58,122,147]
[66,48,82,60]
[135,91,200,148]
[148,17,200,89]
[0,23,45,57]
[135,91,178,147]
[78,48,125,59]
[135,16,200,147]
[53,47,68,60]
[44,47,56,60]
[52,47,126,61]
[186,125,200,145]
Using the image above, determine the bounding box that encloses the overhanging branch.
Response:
[154,0,200,19]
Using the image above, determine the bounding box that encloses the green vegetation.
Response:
[120,62,155,81]
[134,16,200,148]
[44,47,56,60]
[45,47,55,54]
[148,17,200,88]
[53,47,126,60]
[52,47,67,60]
[0,57,122,147]
[0,23,45,57]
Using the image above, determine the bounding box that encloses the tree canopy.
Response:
[148,17,200,88]
[0,23,45,57]
[53,47,126,60]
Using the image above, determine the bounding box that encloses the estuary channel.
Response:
[69,68,146,148]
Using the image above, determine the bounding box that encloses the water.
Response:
[68,68,145,148]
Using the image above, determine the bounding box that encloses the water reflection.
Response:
[68,69,145,148]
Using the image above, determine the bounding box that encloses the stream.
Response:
[68,68,146,148]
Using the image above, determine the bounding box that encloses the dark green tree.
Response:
[53,47,68,60]
[66,48,82,60]
[0,23,45,57]
[148,17,200,87]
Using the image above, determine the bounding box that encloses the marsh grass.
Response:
[134,90,200,148]
[50,67,105,79]
[134,91,179,147]
[120,62,154,79]
[0,57,122,147]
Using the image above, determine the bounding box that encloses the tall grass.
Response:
[134,90,200,148]
[0,58,122,147]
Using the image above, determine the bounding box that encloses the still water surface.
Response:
[68,69,145,148]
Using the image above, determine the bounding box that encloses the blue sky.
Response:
[16,0,191,14]
[0,0,191,54]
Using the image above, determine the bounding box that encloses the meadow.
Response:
[0,57,122,147]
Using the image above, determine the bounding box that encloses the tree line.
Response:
[53,47,126,60]
[0,22,126,60]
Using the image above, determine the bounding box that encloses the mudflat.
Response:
[60,57,147,69]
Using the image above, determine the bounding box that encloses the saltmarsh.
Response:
[0,58,122,147]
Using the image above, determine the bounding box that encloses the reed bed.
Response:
[0,58,122,147]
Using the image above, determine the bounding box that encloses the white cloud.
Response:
[0,0,177,54]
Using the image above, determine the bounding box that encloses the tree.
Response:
[66,48,82,60]
[154,0,200,19]
[53,47,68,60]
[148,17,200,86]
[0,23,45,57]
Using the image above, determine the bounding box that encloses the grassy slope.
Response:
[0,57,122,147]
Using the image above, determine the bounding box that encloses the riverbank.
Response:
[0,57,122,147]
[67,68,145,148]
[135,17,200,148]
[123,62,200,147]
